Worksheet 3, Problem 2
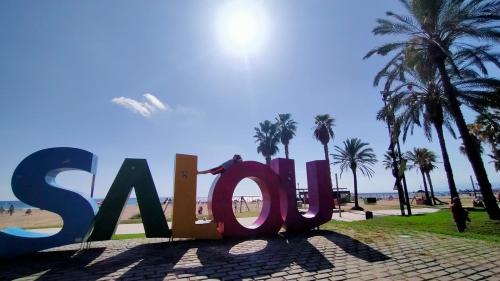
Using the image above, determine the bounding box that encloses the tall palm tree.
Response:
[254,120,280,165]
[378,59,500,212]
[313,114,335,162]
[365,0,500,219]
[406,148,437,205]
[423,153,438,205]
[275,113,297,159]
[332,138,377,211]
[379,66,462,205]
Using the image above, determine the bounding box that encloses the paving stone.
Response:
[0,231,499,281]
[283,273,302,280]
[328,276,346,281]
[189,276,207,280]
[468,274,486,280]
[434,276,454,281]
[450,272,466,278]
[315,273,331,279]
[297,277,315,281]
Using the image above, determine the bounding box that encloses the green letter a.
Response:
[89,159,171,241]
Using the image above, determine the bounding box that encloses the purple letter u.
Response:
[271,158,333,232]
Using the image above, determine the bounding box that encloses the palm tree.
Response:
[406,148,437,206]
[254,120,280,165]
[365,0,500,219]
[382,150,409,179]
[423,154,439,205]
[382,151,394,170]
[275,113,297,159]
[332,138,377,211]
[378,66,462,205]
[378,60,500,213]
[468,110,500,171]
[313,114,335,162]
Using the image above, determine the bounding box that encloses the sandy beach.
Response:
[0,195,478,229]
[0,204,172,229]
[0,201,256,229]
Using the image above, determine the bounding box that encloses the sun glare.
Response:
[216,1,270,57]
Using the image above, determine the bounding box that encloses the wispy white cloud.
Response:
[111,93,169,117]
[111,97,152,117]
[143,93,168,111]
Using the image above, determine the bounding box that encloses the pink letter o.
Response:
[208,161,283,238]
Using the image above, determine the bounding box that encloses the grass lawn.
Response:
[112,233,146,240]
[192,211,264,221]
[46,208,498,242]
[119,219,145,224]
[25,224,63,229]
[323,208,500,243]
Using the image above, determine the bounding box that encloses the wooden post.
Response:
[335,173,341,217]
[470,175,477,198]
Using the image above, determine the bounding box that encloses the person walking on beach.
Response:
[8,204,14,216]
[0,206,5,215]
[198,155,243,175]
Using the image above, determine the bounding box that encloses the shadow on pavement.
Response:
[0,247,105,280]
[188,234,333,279]
[0,230,391,280]
[40,241,184,280]
[311,230,390,263]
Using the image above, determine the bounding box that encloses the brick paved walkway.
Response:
[1,230,499,280]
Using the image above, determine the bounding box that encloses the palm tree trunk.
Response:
[351,168,363,211]
[384,104,406,216]
[397,140,412,215]
[265,156,271,165]
[434,123,460,199]
[323,144,329,163]
[435,57,500,220]
[435,122,469,230]
[285,144,289,159]
[401,174,412,215]
[425,172,437,205]
[420,170,431,206]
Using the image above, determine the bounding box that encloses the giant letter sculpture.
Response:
[208,161,282,238]
[171,154,221,239]
[271,158,333,232]
[0,147,98,257]
[89,159,170,241]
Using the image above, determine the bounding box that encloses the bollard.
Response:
[365,211,373,220]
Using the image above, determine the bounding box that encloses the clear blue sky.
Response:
[0,0,498,200]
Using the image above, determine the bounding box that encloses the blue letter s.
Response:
[0,147,98,257]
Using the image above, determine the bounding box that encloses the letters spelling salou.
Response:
[0,147,334,257]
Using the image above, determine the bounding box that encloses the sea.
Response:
[0,198,142,210]
[0,196,264,210]
[0,192,457,210]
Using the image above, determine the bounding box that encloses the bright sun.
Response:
[216,1,270,57]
